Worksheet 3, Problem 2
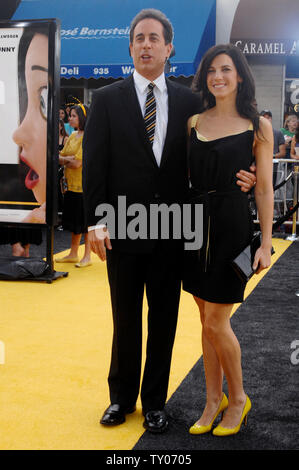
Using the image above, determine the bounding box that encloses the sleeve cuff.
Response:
[88,224,106,231]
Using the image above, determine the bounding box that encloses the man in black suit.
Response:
[83,9,255,433]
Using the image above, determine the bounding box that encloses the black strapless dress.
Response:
[182,125,255,303]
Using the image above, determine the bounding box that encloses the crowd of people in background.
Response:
[259,110,299,160]
[280,114,299,158]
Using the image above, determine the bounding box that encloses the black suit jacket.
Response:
[82,75,199,253]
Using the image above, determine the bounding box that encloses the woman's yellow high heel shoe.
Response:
[212,395,251,436]
[189,393,228,435]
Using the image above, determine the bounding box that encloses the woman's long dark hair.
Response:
[59,119,68,138]
[192,43,260,134]
[295,122,299,143]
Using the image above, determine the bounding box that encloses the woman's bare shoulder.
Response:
[255,116,273,142]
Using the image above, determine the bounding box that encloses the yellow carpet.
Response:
[0,238,291,450]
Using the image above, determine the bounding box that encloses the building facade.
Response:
[216,0,299,130]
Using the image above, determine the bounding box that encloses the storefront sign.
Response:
[12,0,216,79]
[233,39,298,56]
[61,26,130,38]
[60,63,183,79]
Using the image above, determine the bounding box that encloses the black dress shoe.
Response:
[100,404,136,426]
[143,410,168,433]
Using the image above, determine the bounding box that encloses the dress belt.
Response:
[189,187,247,272]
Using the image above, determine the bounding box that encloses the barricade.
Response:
[253,159,299,238]
[286,165,299,241]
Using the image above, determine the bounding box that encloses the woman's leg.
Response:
[79,232,91,264]
[12,242,30,257]
[23,244,30,257]
[193,296,224,426]
[59,233,81,260]
[203,301,247,428]
[12,242,25,256]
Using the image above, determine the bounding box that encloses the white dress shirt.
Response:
[88,71,168,232]
[133,69,168,167]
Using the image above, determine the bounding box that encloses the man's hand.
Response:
[89,226,112,261]
[236,164,256,192]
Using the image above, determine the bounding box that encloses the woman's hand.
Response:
[252,245,272,275]
[59,155,75,165]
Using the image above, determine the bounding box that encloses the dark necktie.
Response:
[144,82,156,145]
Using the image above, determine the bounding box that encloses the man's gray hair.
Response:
[129,9,174,45]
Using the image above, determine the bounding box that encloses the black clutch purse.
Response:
[230,233,275,283]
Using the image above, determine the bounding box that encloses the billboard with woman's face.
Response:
[0,19,60,225]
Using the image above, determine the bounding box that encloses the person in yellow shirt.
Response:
[56,104,91,267]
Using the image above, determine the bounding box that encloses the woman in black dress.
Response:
[185,44,274,436]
